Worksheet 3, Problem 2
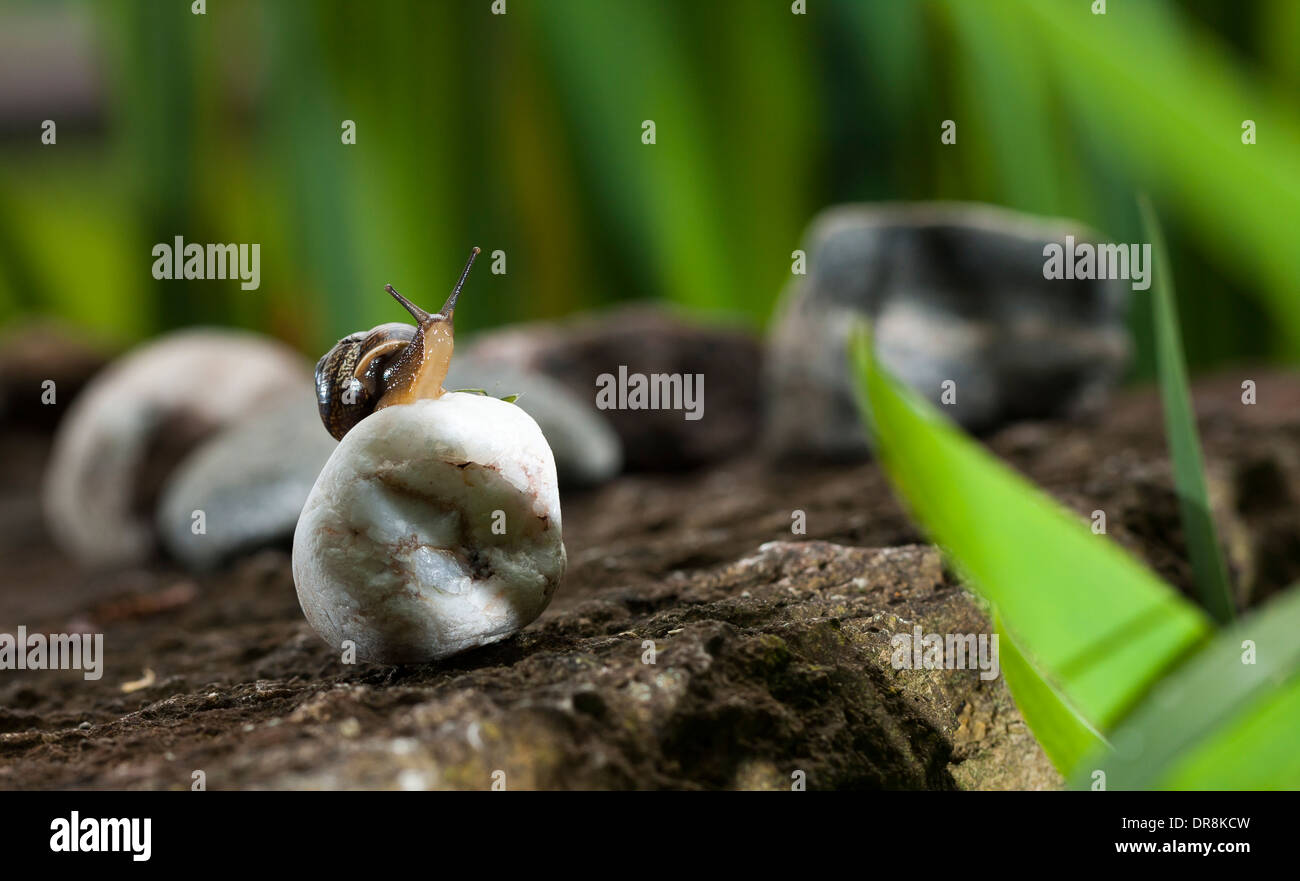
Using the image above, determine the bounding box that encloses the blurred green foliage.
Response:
[0,0,1295,375]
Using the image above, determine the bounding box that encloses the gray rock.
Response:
[0,321,110,430]
[158,391,337,571]
[445,353,622,487]
[765,203,1130,460]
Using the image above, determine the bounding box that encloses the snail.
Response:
[315,248,480,441]
[292,248,566,664]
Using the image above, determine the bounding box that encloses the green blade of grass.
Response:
[1069,586,1300,790]
[1159,674,1300,790]
[850,326,1211,740]
[994,611,1109,774]
[1141,195,1236,625]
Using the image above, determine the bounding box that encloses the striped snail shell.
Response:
[314,322,415,441]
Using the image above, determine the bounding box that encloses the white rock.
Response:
[292,392,566,664]
[445,353,622,487]
[43,329,307,567]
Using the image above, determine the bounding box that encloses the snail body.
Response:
[293,248,567,664]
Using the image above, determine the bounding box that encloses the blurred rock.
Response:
[158,391,337,571]
[445,353,622,487]
[765,203,1130,460]
[0,321,111,430]
[43,329,309,568]
[465,305,762,470]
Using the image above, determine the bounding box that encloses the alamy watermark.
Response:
[596,366,703,421]
[0,626,103,680]
[151,236,260,290]
[50,812,150,861]
[890,626,1000,681]
[1042,236,1152,291]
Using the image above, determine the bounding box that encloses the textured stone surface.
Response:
[765,202,1130,460]
[0,539,1051,790]
[293,393,566,664]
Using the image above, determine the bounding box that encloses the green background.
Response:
[0,0,1296,380]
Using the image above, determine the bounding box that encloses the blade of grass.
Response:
[1141,195,1235,625]
[850,325,1211,736]
[264,2,365,345]
[941,0,1063,215]
[529,0,735,314]
[994,611,1109,774]
[1158,672,1300,790]
[1069,585,1300,790]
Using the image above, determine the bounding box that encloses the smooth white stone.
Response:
[292,392,566,664]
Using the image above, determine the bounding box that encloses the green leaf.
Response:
[850,326,1211,743]
[994,611,1108,774]
[1142,195,1236,625]
[448,388,520,404]
[1070,586,1300,790]
[1158,677,1300,790]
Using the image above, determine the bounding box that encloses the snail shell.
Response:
[314,322,415,441]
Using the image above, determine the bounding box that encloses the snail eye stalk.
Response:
[440,246,481,319]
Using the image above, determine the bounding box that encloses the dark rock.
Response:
[765,203,1130,460]
[6,370,1299,789]
[465,305,763,471]
[0,540,1056,790]
[0,322,111,430]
